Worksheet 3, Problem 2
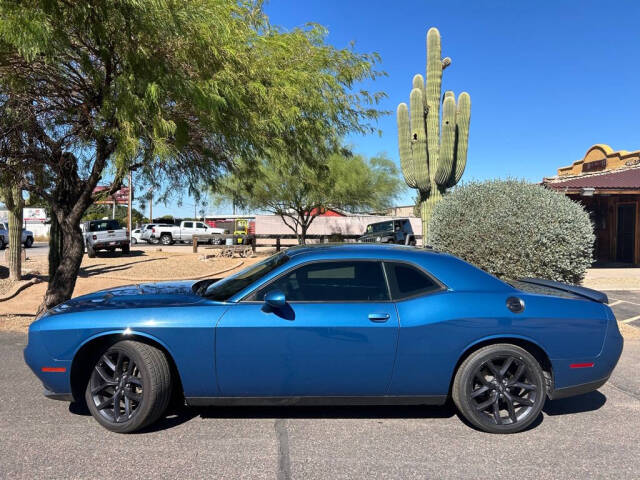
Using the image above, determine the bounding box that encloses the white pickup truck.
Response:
[82,219,130,257]
[150,221,225,245]
[0,222,34,249]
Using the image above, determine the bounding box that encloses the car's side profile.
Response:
[24,244,623,434]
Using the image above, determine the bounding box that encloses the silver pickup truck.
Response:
[150,220,225,245]
[82,219,130,257]
[0,222,34,249]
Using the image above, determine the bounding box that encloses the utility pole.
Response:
[149,190,153,223]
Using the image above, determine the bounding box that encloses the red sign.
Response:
[93,186,131,205]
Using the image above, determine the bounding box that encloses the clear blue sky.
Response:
[158,0,640,217]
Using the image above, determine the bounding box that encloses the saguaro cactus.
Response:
[397,27,471,245]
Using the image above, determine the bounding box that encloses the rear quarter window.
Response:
[384,262,442,300]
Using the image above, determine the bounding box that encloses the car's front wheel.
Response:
[24,236,34,248]
[452,344,545,434]
[85,340,172,433]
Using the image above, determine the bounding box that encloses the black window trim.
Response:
[240,258,394,304]
[382,260,447,301]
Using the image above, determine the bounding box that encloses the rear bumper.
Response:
[44,389,74,402]
[93,240,129,248]
[548,376,610,400]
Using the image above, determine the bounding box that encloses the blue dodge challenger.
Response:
[25,244,623,434]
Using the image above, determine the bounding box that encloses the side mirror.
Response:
[264,289,286,309]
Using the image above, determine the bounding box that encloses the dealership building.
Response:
[543,144,640,265]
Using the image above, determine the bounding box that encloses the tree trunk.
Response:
[419,187,443,247]
[38,214,85,313]
[3,185,24,281]
[48,213,64,279]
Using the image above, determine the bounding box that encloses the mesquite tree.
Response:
[0,1,384,312]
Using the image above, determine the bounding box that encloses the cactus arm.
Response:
[435,94,456,185]
[396,102,417,189]
[451,92,471,185]
[426,27,443,172]
[409,87,430,191]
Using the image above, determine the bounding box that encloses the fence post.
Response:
[276,236,281,252]
[251,236,256,253]
[319,235,324,244]
[193,236,198,253]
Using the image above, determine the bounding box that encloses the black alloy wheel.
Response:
[24,237,34,248]
[85,341,172,433]
[453,344,545,433]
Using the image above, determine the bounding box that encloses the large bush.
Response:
[428,179,594,284]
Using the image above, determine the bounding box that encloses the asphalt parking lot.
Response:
[604,290,640,328]
[1,332,638,479]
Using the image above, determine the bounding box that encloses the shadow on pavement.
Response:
[543,390,606,416]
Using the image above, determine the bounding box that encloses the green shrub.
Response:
[428,179,594,284]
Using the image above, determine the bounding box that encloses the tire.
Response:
[160,234,172,245]
[150,237,160,245]
[24,236,34,248]
[87,245,96,258]
[0,236,5,250]
[122,245,130,253]
[85,340,172,433]
[452,344,546,434]
[131,237,137,245]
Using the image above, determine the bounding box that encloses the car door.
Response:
[195,222,208,241]
[215,260,399,397]
[181,221,194,241]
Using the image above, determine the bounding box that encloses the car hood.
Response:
[47,281,206,315]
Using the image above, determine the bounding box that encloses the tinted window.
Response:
[254,261,389,302]
[384,262,441,300]
[196,222,206,229]
[89,220,121,232]
[183,222,193,228]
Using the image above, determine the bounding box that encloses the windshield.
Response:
[201,252,290,301]
[367,221,393,233]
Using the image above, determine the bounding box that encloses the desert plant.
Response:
[428,179,594,284]
[397,27,471,244]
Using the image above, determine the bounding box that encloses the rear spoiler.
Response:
[518,277,608,304]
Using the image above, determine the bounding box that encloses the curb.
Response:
[0,278,41,302]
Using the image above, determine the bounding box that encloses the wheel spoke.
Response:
[124,395,131,418]
[510,382,536,391]
[126,360,136,375]
[504,394,518,423]
[511,394,534,406]
[492,399,502,424]
[124,390,142,402]
[499,357,514,376]
[101,354,116,372]
[475,372,492,387]
[95,365,114,383]
[91,383,115,395]
[474,396,496,411]
[470,385,490,399]
[486,361,501,380]
[510,363,526,384]
[128,376,142,386]
[113,390,122,422]
[115,352,124,376]
[96,396,113,410]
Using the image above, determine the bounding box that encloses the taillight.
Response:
[92,235,97,240]
[152,228,155,233]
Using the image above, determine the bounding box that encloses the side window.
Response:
[384,262,441,300]
[253,261,389,302]
[183,222,193,228]
[196,222,206,229]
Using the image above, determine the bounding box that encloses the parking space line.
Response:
[608,300,624,306]
[622,314,640,324]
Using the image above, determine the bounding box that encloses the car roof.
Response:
[285,243,435,259]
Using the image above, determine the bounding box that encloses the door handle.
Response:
[368,313,390,323]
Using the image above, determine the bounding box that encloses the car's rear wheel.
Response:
[131,237,137,245]
[160,234,172,245]
[85,340,172,433]
[452,344,545,434]
[24,236,34,248]
[87,245,96,258]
